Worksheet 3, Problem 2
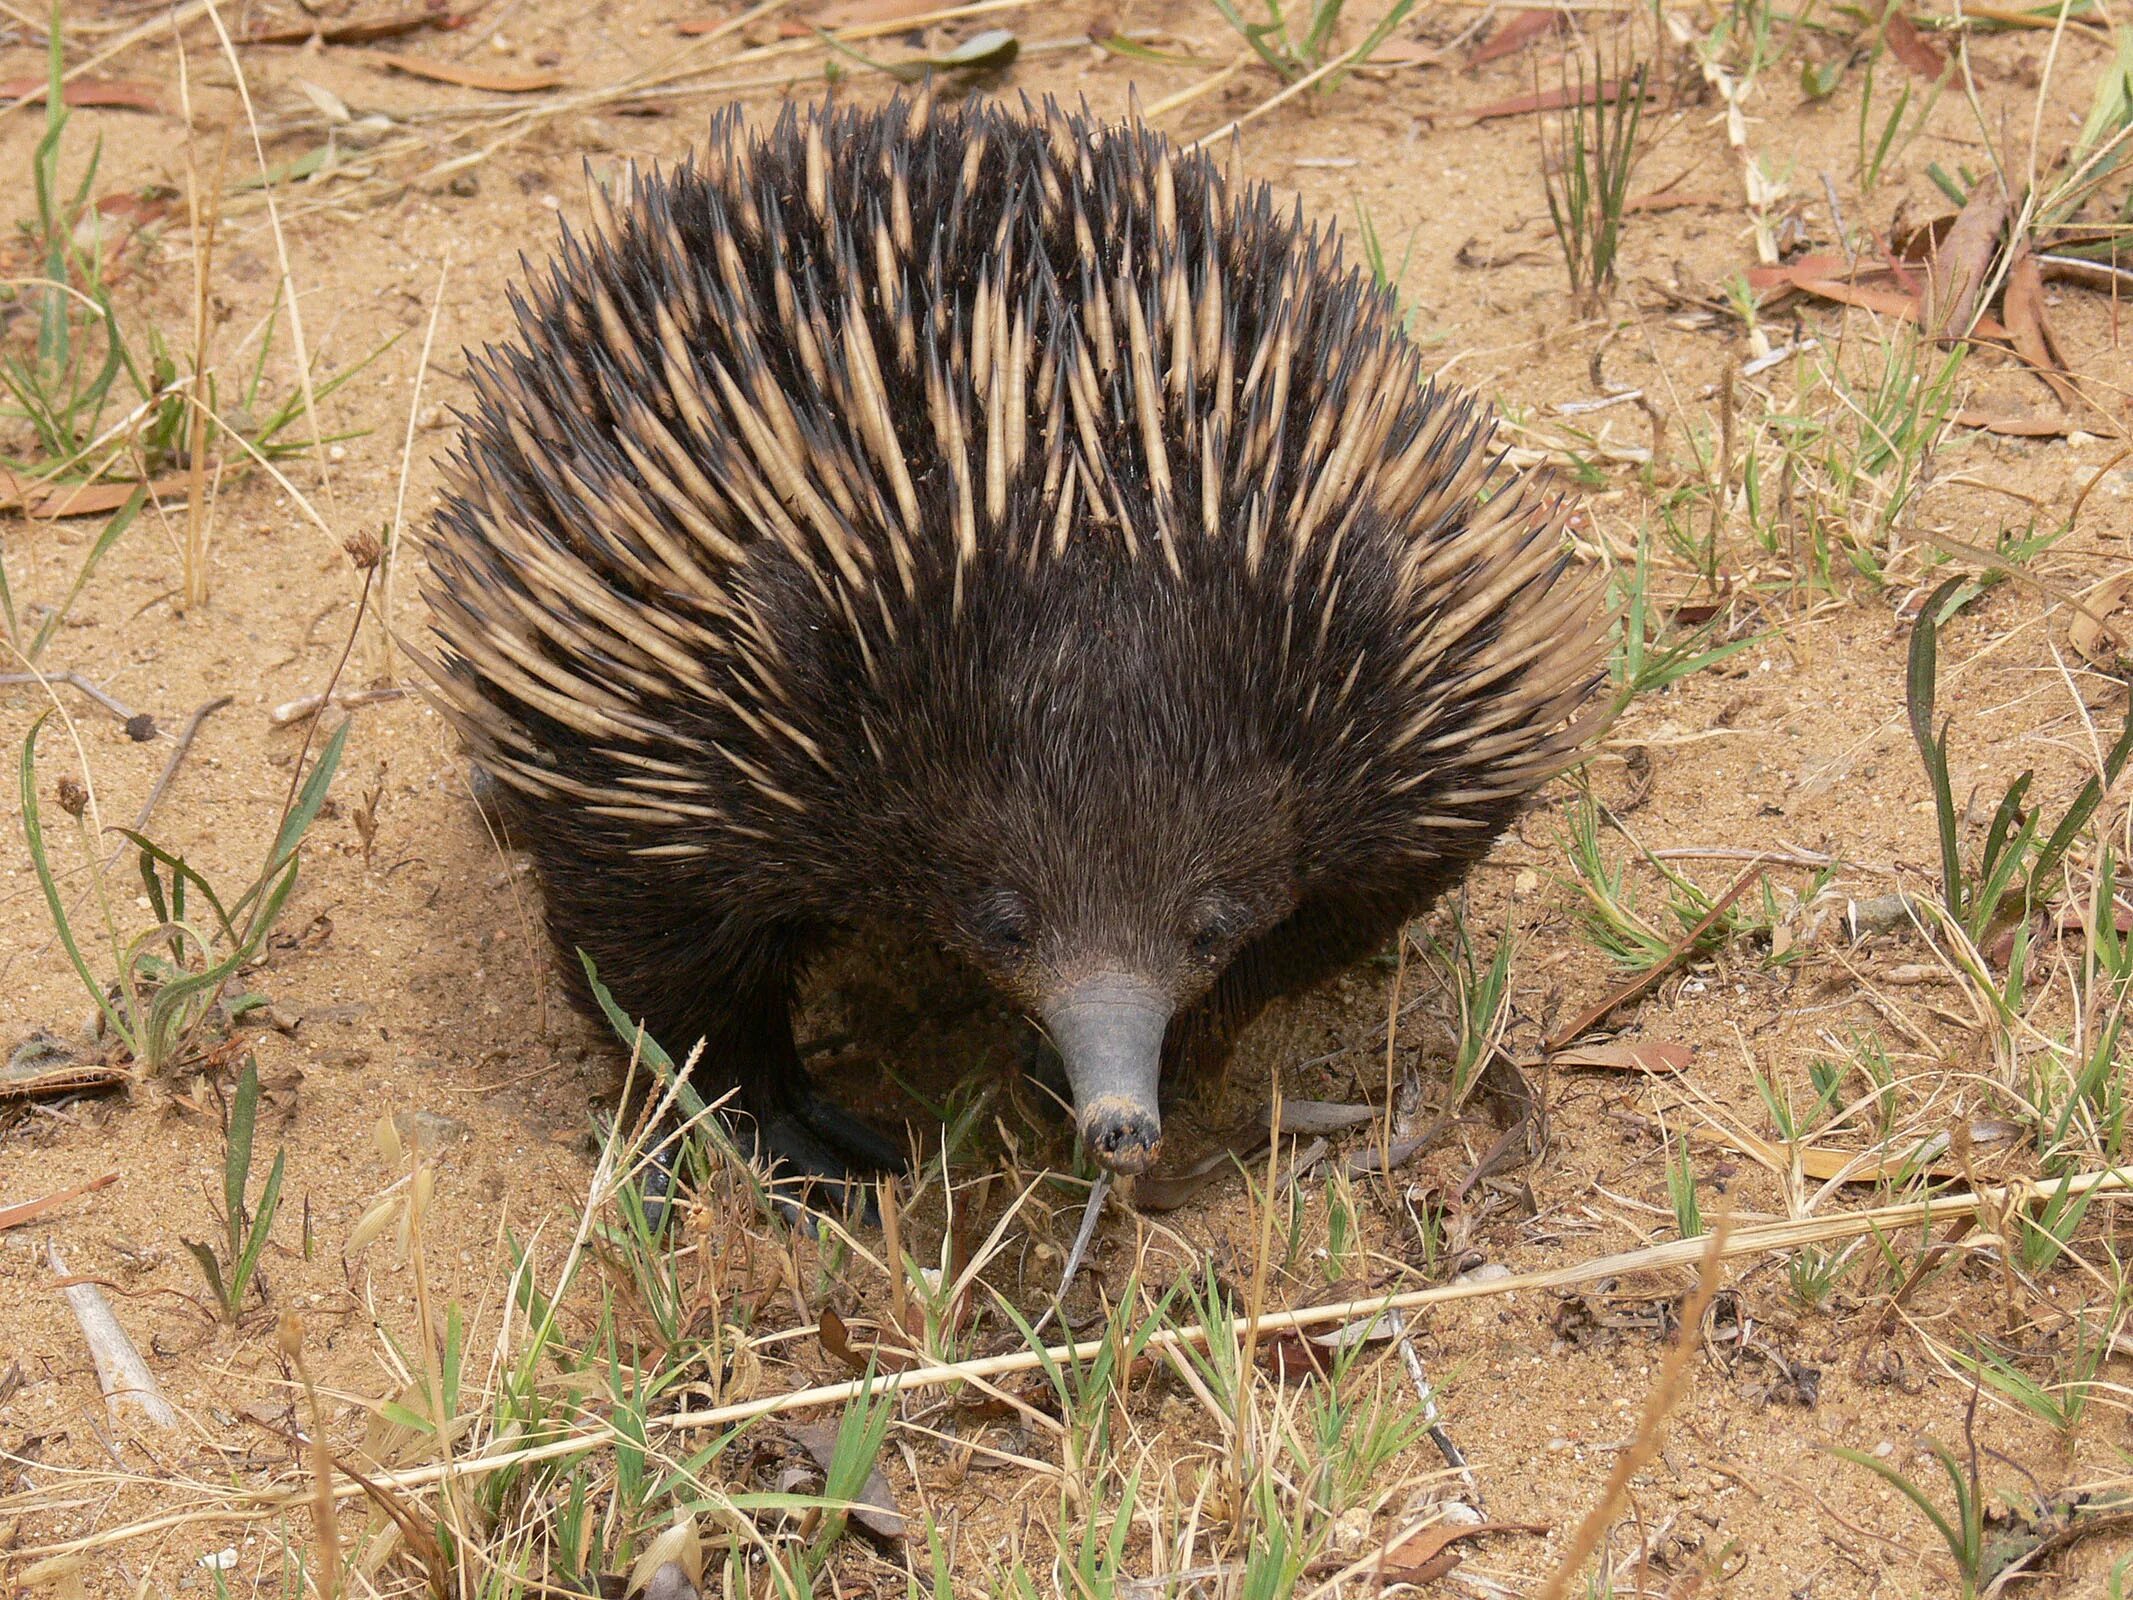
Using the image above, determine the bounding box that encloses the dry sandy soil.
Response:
[2,0,2132,1595]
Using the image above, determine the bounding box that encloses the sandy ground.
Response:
[3,0,2133,1595]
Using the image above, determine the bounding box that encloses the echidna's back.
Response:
[423,91,1606,881]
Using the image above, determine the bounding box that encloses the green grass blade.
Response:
[230,1148,285,1311]
[28,483,146,662]
[117,831,238,942]
[1906,577,1967,918]
[19,715,136,1050]
[226,1061,261,1247]
[1829,1444,1965,1560]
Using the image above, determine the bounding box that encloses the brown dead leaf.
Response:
[1924,175,2008,339]
[1882,5,1948,79]
[1269,1099,1381,1135]
[817,1307,863,1373]
[0,472,193,518]
[0,78,162,112]
[240,12,458,46]
[1624,190,1727,213]
[1748,255,1965,327]
[1257,1330,1330,1382]
[1551,1041,1693,1074]
[372,53,565,91]
[0,1172,118,1232]
[1952,406,2074,437]
[1746,252,1854,291]
[816,1308,917,1374]
[1468,8,1563,65]
[2071,573,2133,668]
[96,190,178,226]
[1467,78,1650,120]
[1797,275,2010,340]
[1359,40,1441,66]
[2001,244,2078,408]
[786,1420,906,1543]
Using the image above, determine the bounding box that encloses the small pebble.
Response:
[1451,1261,1513,1287]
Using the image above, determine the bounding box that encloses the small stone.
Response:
[1451,1261,1514,1287]
[394,1109,471,1152]
[448,173,479,198]
[643,1565,703,1600]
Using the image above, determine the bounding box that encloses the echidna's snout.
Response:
[1042,974,1169,1176]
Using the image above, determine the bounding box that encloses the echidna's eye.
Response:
[972,890,1034,956]
[1188,900,1238,960]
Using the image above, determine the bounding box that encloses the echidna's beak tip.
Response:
[1077,1096,1163,1175]
[1041,974,1170,1177]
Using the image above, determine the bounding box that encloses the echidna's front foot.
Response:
[754,1084,902,1222]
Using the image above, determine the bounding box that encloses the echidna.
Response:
[422,91,1611,1192]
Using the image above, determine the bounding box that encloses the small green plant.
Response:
[1540,54,1645,313]
[997,1271,1169,1495]
[1749,334,1966,589]
[20,715,348,1073]
[2015,1169,2106,1272]
[3,10,145,476]
[0,9,378,486]
[1667,1136,1703,1237]
[1907,578,2133,952]
[1210,0,1418,88]
[1840,1031,1901,1143]
[1560,797,1751,972]
[1323,1167,1357,1278]
[807,1377,898,1572]
[1831,1423,1988,1599]
[1856,45,1945,191]
[1957,1307,2115,1440]
[1607,526,1760,698]
[0,3,387,630]
[1704,0,1797,88]
[183,1059,287,1323]
[1422,911,1515,1101]
[1754,1057,1843,1142]
[1786,1242,1852,1310]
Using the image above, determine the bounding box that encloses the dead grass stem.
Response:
[12,1166,2127,1564]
